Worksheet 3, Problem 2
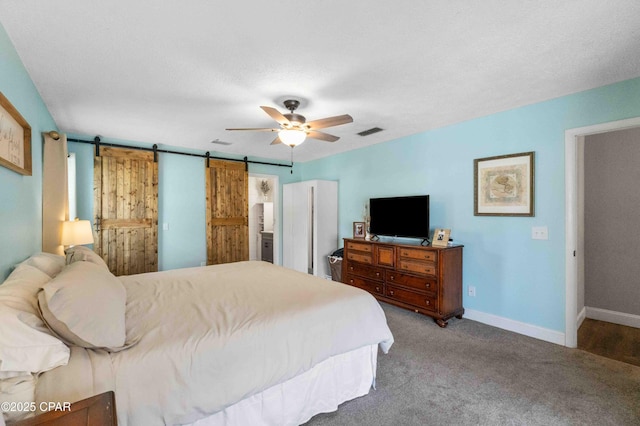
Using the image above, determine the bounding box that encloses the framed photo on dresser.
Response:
[353,222,365,239]
[431,228,451,247]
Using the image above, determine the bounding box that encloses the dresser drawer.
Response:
[398,259,436,276]
[375,245,395,268]
[345,263,384,281]
[386,285,437,311]
[398,247,437,263]
[346,241,373,253]
[345,274,384,295]
[386,270,437,293]
[346,252,373,264]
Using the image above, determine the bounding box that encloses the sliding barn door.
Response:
[205,159,249,264]
[94,147,158,275]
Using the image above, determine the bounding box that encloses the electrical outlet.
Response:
[532,226,548,240]
[162,222,169,231]
[468,286,476,297]
[200,261,206,267]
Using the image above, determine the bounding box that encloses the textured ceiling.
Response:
[1,1,640,162]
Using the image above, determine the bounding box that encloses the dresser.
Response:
[342,238,463,327]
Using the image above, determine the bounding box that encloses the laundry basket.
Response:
[328,249,343,282]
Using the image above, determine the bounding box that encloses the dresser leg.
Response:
[436,318,448,328]
[455,314,463,319]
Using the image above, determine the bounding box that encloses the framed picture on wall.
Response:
[474,151,534,216]
[353,222,365,239]
[0,91,32,176]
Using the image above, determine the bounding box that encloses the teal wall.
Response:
[67,136,300,272]
[0,23,57,280]
[301,77,640,333]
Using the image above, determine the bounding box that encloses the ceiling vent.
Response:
[210,139,233,146]
[357,127,384,137]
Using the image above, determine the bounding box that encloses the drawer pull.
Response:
[375,286,381,292]
[425,300,430,306]
[390,275,395,281]
[349,279,354,284]
[375,272,380,277]
[425,283,430,288]
[349,266,354,271]
[389,290,395,296]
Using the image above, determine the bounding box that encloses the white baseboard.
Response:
[585,306,640,329]
[577,306,587,329]
[464,309,565,346]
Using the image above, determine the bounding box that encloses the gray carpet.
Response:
[306,303,640,426]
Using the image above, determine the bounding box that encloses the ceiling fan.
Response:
[226,99,353,147]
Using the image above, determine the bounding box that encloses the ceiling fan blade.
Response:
[260,106,290,126]
[307,130,339,142]
[305,114,353,130]
[225,128,278,132]
[270,135,283,145]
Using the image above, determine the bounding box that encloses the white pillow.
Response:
[18,252,65,278]
[0,264,51,314]
[64,245,109,270]
[38,261,126,350]
[0,374,37,423]
[0,264,69,376]
[0,306,69,375]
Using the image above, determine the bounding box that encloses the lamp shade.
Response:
[279,129,306,146]
[61,219,94,246]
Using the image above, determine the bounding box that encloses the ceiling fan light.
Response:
[279,129,306,146]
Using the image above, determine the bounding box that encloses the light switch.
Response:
[532,226,548,240]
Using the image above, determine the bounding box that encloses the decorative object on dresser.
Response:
[342,238,463,327]
[431,228,451,248]
[474,151,535,216]
[282,180,337,277]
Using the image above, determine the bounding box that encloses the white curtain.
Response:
[42,132,68,254]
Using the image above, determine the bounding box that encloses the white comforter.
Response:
[36,261,393,425]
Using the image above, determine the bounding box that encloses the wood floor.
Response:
[578,318,640,367]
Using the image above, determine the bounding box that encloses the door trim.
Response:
[564,116,640,347]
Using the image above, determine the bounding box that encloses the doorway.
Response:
[248,173,279,265]
[565,116,640,348]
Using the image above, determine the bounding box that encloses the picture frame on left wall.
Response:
[0,91,32,176]
[353,222,365,239]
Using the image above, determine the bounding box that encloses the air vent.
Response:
[357,127,384,137]
[210,139,233,146]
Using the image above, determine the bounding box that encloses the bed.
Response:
[0,249,393,425]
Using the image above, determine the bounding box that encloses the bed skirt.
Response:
[188,344,378,426]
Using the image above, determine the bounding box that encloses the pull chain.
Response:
[290,146,294,174]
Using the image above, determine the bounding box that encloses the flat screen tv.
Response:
[369,195,430,239]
